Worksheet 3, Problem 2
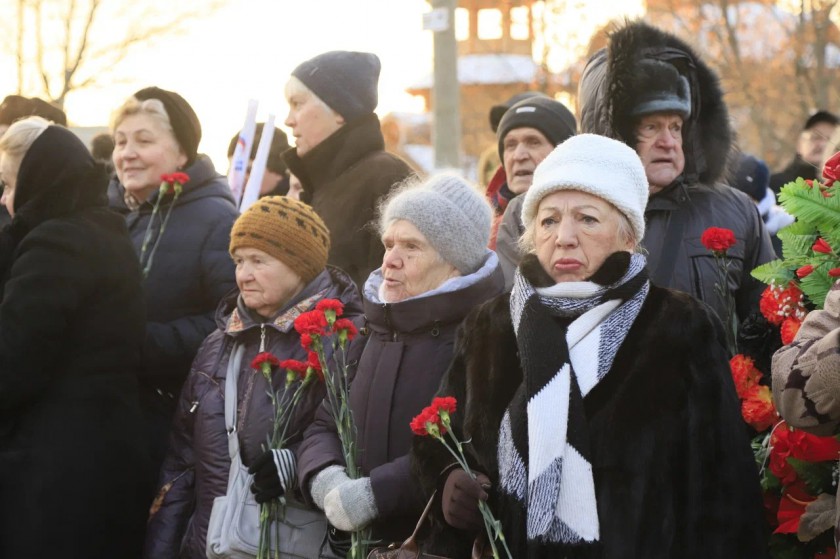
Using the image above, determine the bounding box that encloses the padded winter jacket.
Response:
[297,253,504,544]
[143,267,362,559]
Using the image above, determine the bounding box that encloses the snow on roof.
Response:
[408,54,537,90]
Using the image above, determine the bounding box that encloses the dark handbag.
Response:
[366,493,491,559]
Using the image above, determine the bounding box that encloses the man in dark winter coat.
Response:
[770,110,839,194]
[282,50,414,289]
[578,20,775,324]
[491,96,576,289]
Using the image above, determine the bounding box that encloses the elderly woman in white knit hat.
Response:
[297,173,504,552]
[412,134,768,558]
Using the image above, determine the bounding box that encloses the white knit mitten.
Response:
[309,465,351,510]
[323,477,378,531]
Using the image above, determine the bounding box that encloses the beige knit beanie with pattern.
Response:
[229,196,330,284]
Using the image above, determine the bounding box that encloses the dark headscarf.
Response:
[0,126,108,285]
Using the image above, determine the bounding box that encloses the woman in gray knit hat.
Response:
[296,173,504,552]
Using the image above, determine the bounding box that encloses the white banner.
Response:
[239,113,276,212]
[228,99,259,205]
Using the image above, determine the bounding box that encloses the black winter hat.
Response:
[133,86,202,165]
[629,59,691,119]
[489,91,550,133]
[292,51,381,123]
[496,97,577,159]
[803,110,839,131]
[733,153,770,202]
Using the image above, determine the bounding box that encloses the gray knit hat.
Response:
[381,174,492,275]
[292,51,380,123]
[522,134,648,242]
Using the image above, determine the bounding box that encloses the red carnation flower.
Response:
[813,238,833,255]
[294,310,328,336]
[780,316,802,345]
[829,268,840,278]
[431,396,457,415]
[170,172,190,184]
[315,299,344,316]
[730,354,762,399]
[300,333,313,350]
[741,385,778,432]
[796,265,814,278]
[410,407,439,436]
[251,352,281,370]
[411,398,458,437]
[279,359,308,376]
[701,227,737,254]
[822,151,840,183]
[306,351,323,382]
[333,318,358,342]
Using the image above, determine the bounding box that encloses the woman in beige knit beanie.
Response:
[145,195,364,558]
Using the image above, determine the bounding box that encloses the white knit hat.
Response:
[382,173,492,274]
[521,133,648,241]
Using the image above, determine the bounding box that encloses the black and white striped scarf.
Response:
[498,252,649,547]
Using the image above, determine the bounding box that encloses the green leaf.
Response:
[752,259,795,286]
[787,457,835,494]
[762,469,781,492]
[779,180,840,233]
[799,264,838,309]
[777,227,818,263]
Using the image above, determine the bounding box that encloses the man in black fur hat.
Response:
[578,20,776,325]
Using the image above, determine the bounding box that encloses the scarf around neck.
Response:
[498,252,649,548]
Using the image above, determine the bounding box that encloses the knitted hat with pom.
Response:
[381,174,492,274]
[230,196,330,284]
[522,134,648,242]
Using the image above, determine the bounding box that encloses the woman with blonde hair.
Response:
[109,87,239,477]
[0,117,149,557]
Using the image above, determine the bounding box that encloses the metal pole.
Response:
[431,0,461,170]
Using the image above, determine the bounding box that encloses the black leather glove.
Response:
[441,468,490,532]
[248,448,297,504]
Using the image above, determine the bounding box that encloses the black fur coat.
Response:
[411,257,768,559]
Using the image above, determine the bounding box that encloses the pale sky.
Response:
[1,0,643,171]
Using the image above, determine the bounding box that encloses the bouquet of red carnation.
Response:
[411,397,512,559]
[251,351,323,559]
[291,299,367,558]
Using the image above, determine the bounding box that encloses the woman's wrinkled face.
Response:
[0,153,17,217]
[233,247,305,319]
[380,219,459,303]
[534,190,634,283]
[113,113,187,202]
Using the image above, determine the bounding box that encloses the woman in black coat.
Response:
[109,87,239,475]
[412,135,767,559]
[0,118,149,558]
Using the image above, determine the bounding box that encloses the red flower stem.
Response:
[142,189,181,279]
